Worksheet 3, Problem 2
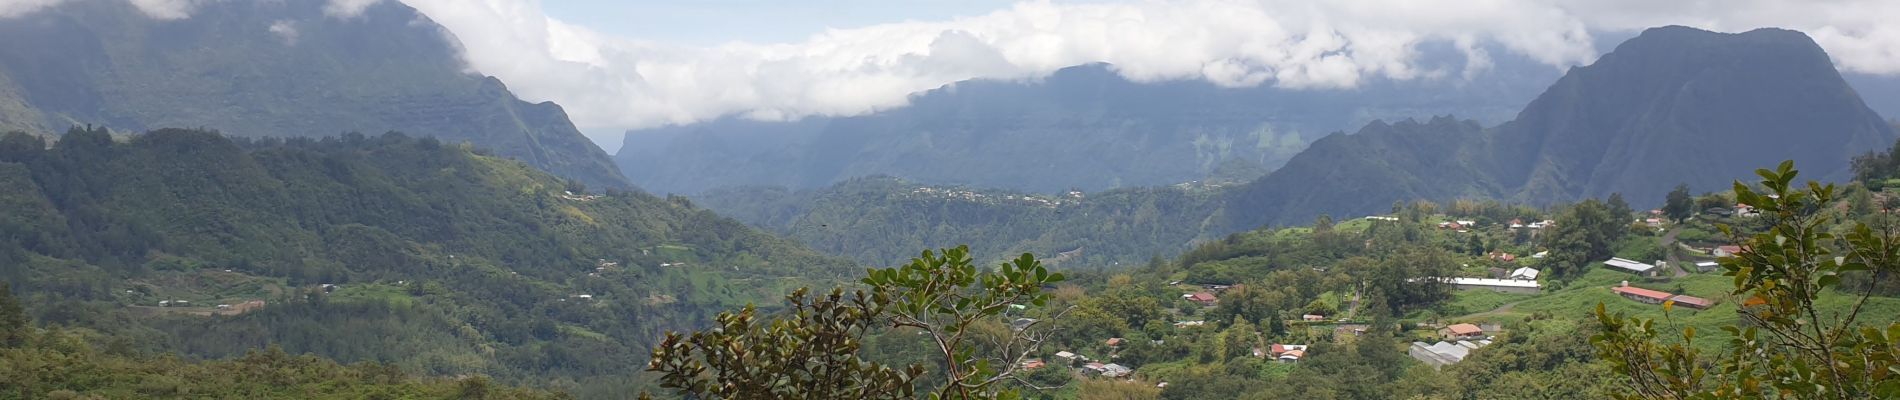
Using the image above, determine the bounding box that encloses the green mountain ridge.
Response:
[1226,26,1897,228]
[0,127,852,398]
[0,0,630,189]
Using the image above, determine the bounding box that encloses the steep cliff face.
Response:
[0,0,629,189]
[1227,26,1898,228]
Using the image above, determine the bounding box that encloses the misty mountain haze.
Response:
[616,49,1562,194]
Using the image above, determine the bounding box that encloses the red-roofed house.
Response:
[1106,338,1123,347]
[1612,283,1675,304]
[1184,292,1218,306]
[1438,323,1485,340]
[1714,245,1745,257]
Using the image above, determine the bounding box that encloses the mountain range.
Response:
[696,26,1899,266]
[0,0,630,189]
[617,47,1561,195]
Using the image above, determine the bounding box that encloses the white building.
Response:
[1408,340,1492,368]
[1603,257,1660,277]
[1508,267,1541,280]
[1448,277,1541,294]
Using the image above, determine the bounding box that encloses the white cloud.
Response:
[2,0,1898,140]
[269,20,298,45]
[324,0,380,18]
[127,0,201,20]
[0,0,63,18]
[396,0,1900,138]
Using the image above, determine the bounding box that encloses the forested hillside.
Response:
[0,0,629,189]
[0,127,852,398]
[695,176,1228,267]
[0,283,559,399]
[1226,26,1897,228]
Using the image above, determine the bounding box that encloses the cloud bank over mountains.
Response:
[3,0,1899,142]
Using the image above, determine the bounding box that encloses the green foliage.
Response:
[1543,199,1632,280]
[645,246,1065,400]
[0,287,559,399]
[1592,161,1900,399]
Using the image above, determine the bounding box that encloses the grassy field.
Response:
[1441,266,1900,351]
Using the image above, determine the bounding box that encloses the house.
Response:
[1105,338,1124,347]
[1409,340,1491,368]
[1278,349,1307,363]
[1714,245,1745,257]
[1531,251,1549,259]
[1268,344,1309,362]
[319,284,338,293]
[1184,292,1218,306]
[1055,351,1084,363]
[1020,359,1046,370]
[1365,216,1399,222]
[1508,267,1540,281]
[1645,218,1664,227]
[1611,282,1674,304]
[1083,362,1106,374]
[1449,277,1542,294]
[1671,295,1715,310]
[1203,284,1233,291]
[1694,261,1720,273]
[1302,314,1327,322]
[1173,320,1206,328]
[1100,363,1134,378]
[1455,220,1477,227]
[1613,282,1717,309]
[1603,257,1661,277]
[1440,323,1486,340]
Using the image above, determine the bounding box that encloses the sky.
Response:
[4,0,1900,149]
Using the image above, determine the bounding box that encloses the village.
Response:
[1003,197,1761,392]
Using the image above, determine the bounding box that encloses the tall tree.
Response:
[0,283,25,348]
[1593,161,1900,399]
[644,246,1067,400]
[1663,184,1694,222]
[1543,200,1622,279]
